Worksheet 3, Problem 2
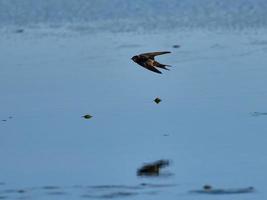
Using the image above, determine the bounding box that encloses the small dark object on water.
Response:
[1,120,7,122]
[154,97,162,104]
[17,189,26,194]
[137,159,169,176]
[203,185,212,191]
[172,44,180,48]
[82,114,92,119]
[15,29,24,33]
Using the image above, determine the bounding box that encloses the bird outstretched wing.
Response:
[140,51,171,59]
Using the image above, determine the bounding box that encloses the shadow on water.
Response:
[46,191,68,196]
[0,183,256,199]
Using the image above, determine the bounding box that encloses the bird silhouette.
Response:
[131,51,171,74]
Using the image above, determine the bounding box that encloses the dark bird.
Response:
[131,51,171,74]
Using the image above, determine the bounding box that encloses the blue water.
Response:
[1,29,267,199]
[1,1,267,199]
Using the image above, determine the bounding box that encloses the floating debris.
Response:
[17,189,26,194]
[172,44,180,48]
[154,98,162,104]
[251,112,267,117]
[15,29,24,33]
[82,114,93,119]
[137,159,170,176]
[203,185,212,191]
[190,185,255,195]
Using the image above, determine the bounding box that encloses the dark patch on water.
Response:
[140,183,176,188]
[81,191,138,199]
[190,186,255,195]
[15,29,24,33]
[0,183,176,199]
[41,186,61,190]
[250,40,267,46]
[101,191,138,198]
[251,112,267,117]
[1,116,13,122]
[172,44,180,48]
[210,43,225,49]
[46,191,68,195]
[0,189,27,198]
[89,185,142,190]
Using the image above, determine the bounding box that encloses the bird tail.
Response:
[156,63,171,70]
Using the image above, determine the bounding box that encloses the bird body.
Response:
[131,51,171,74]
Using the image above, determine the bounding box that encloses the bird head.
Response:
[131,55,138,62]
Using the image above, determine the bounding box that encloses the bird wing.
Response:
[145,65,162,74]
[142,59,162,74]
[140,51,171,59]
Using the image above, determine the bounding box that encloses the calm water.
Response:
[1,28,267,199]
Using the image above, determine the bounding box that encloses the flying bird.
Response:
[131,51,171,74]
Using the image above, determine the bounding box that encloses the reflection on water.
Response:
[137,160,170,177]
[81,191,138,199]
[0,182,256,199]
[0,183,178,199]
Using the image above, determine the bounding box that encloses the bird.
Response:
[131,51,171,74]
